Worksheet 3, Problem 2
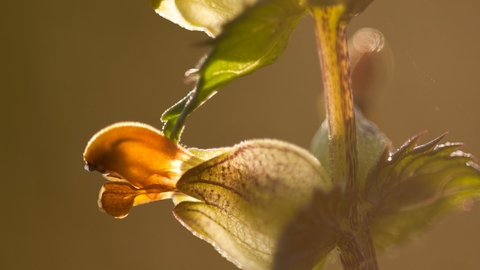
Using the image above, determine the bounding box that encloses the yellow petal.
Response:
[83,122,201,188]
[99,182,176,218]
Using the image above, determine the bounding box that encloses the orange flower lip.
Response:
[83,122,202,218]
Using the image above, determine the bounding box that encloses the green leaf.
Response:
[366,133,480,250]
[161,0,308,142]
[151,0,258,37]
[173,139,331,269]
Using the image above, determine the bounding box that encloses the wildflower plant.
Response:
[83,0,480,269]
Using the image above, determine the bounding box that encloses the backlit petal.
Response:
[99,182,176,218]
[84,122,202,188]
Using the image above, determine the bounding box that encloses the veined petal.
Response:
[173,139,332,269]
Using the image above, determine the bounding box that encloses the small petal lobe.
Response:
[100,182,176,218]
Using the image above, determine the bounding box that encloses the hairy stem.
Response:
[311,5,357,191]
[311,4,379,270]
[338,220,379,270]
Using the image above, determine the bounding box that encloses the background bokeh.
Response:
[2,1,480,269]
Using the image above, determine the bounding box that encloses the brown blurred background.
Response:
[2,1,480,269]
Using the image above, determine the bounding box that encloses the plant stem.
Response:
[311,5,357,191]
[337,222,379,270]
[311,4,379,270]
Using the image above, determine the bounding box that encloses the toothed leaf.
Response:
[366,133,480,249]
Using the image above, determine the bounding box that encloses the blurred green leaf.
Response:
[311,109,389,189]
[366,133,480,250]
[161,0,307,142]
[173,139,331,269]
